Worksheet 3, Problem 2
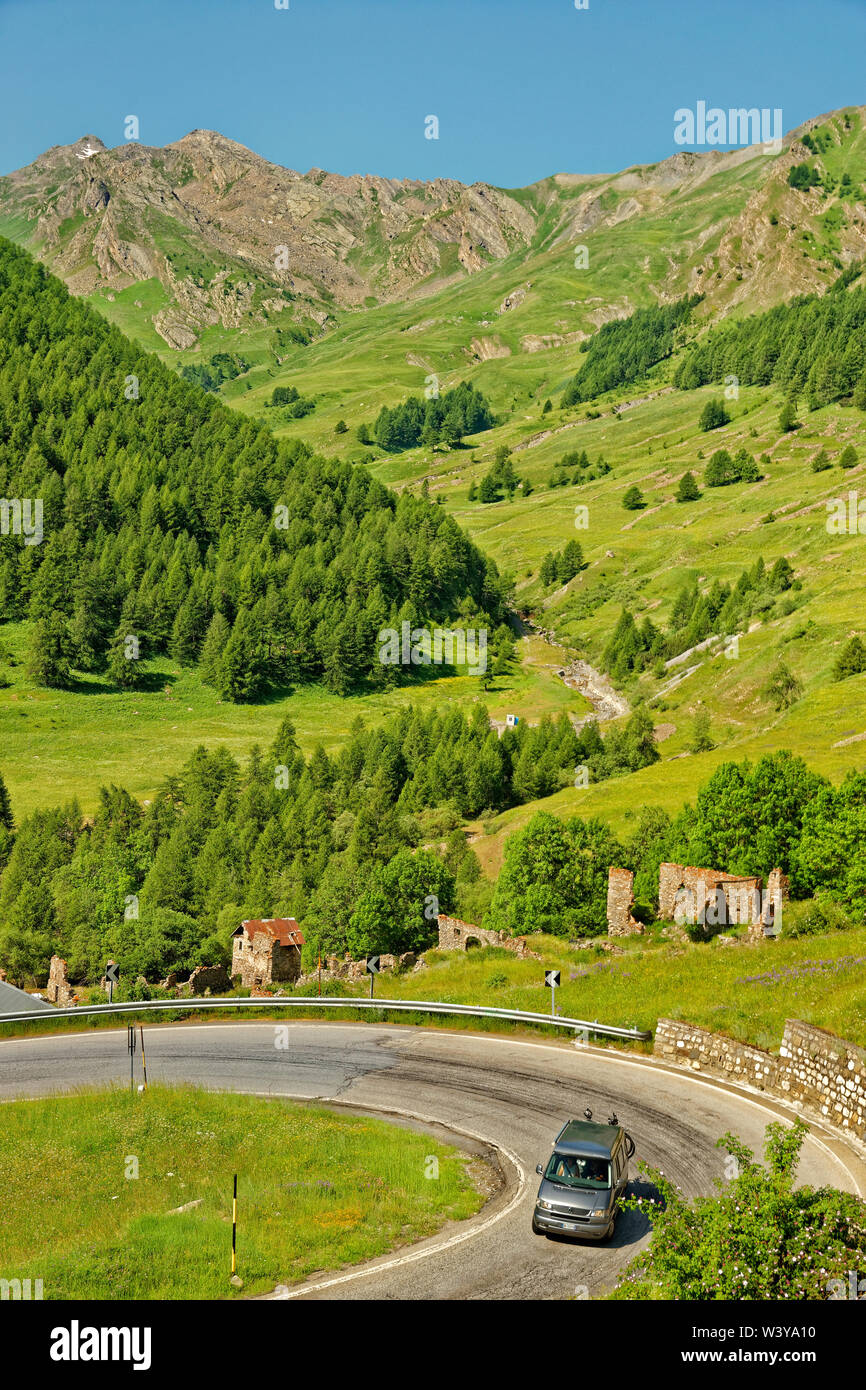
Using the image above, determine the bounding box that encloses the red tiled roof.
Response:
[237,918,304,948]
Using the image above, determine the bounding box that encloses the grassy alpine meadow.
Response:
[0,1086,486,1300]
[0,620,587,818]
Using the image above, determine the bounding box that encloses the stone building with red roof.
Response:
[230,918,305,989]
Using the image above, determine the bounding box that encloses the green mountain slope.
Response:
[0,238,505,706]
[4,108,866,859]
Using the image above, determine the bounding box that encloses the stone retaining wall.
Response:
[654,1017,866,1142]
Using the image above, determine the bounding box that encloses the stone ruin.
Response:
[295,951,418,989]
[186,963,232,996]
[231,918,305,989]
[45,955,76,1006]
[659,862,788,941]
[606,862,789,940]
[606,868,644,937]
[436,913,542,959]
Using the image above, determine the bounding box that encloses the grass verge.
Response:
[0,1085,486,1299]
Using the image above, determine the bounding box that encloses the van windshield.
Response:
[544,1152,611,1189]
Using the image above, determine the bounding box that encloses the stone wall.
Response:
[780,1020,866,1134]
[45,955,75,1006]
[657,861,788,938]
[295,951,418,990]
[186,963,231,996]
[436,913,541,959]
[606,867,643,936]
[659,862,760,922]
[654,1017,866,1142]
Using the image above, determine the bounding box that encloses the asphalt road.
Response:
[2,1020,862,1301]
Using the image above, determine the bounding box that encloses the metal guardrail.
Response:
[0,995,652,1041]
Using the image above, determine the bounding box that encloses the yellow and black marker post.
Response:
[231,1174,238,1279]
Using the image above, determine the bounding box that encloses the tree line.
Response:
[0,702,653,987]
[2,735,861,988]
[371,381,494,452]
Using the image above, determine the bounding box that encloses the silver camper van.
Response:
[532,1114,633,1241]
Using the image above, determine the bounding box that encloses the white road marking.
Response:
[3,1018,862,1196]
[234,1092,527,1299]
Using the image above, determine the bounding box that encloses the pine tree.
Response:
[0,770,14,831]
[779,401,799,432]
[833,636,866,681]
[558,539,584,582]
[199,612,231,688]
[26,614,73,688]
[690,709,715,753]
[676,471,701,502]
[764,660,802,711]
[107,625,146,690]
[699,398,730,432]
[220,611,267,702]
[540,552,557,586]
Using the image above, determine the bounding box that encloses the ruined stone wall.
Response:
[767,868,790,900]
[720,878,763,925]
[436,914,541,959]
[187,963,231,996]
[268,941,301,983]
[606,867,643,936]
[658,862,777,929]
[295,952,418,989]
[654,1018,866,1142]
[45,955,75,1006]
[658,863,687,922]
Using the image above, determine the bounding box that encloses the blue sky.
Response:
[1,0,865,184]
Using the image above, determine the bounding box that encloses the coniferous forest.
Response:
[0,709,609,986]
[561,295,701,404]
[673,266,866,405]
[0,239,505,701]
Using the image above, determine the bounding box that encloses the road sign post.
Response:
[544,969,561,1017]
[366,955,380,999]
[105,959,119,1005]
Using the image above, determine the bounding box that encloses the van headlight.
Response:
[538,1200,554,1210]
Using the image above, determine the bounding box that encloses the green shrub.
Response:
[783,898,858,937]
[612,1119,866,1300]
